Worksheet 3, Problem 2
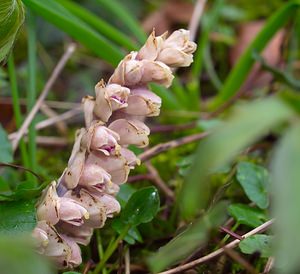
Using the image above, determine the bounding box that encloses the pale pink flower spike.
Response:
[32,29,196,269]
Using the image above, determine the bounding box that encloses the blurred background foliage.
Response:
[1,0,300,273]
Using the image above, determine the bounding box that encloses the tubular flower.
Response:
[33,29,196,269]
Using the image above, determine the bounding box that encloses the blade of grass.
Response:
[148,201,228,272]
[212,1,300,108]
[7,55,31,181]
[94,0,146,44]
[150,83,182,110]
[203,43,223,91]
[57,0,138,51]
[192,0,224,78]
[22,0,123,66]
[27,10,37,183]
[271,122,300,273]
[181,97,294,219]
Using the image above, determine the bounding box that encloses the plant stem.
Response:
[27,9,37,183]
[96,230,108,274]
[7,54,31,180]
[93,225,130,274]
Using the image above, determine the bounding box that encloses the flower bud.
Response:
[33,221,81,269]
[82,121,120,155]
[60,234,82,267]
[85,149,139,185]
[32,226,49,251]
[59,197,89,226]
[136,30,166,61]
[57,222,93,246]
[37,182,60,225]
[88,192,121,218]
[37,182,89,226]
[109,119,150,147]
[64,189,107,228]
[120,147,141,167]
[64,129,87,189]
[157,29,197,67]
[82,96,95,127]
[140,60,174,87]
[94,80,130,122]
[109,53,143,86]
[79,162,113,193]
[110,54,174,87]
[123,88,161,117]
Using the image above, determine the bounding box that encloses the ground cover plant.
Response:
[0,0,300,273]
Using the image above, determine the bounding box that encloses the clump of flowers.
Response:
[32,29,196,268]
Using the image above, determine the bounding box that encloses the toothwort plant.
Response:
[32,29,196,268]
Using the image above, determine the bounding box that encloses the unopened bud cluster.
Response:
[32,29,196,268]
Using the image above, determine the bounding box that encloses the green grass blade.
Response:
[94,0,147,44]
[148,201,228,272]
[57,0,138,51]
[271,122,300,273]
[150,83,182,110]
[26,10,37,182]
[181,97,294,219]
[22,0,123,66]
[7,55,31,180]
[192,0,224,78]
[213,1,300,108]
[0,0,25,62]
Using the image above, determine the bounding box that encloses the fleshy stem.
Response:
[93,225,130,274]
[7,54,31,180]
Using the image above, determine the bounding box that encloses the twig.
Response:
[40,104,68,134]
[9,107,82,140]
[188,0,207,41]
[11,43,76,152]
[220,226,242,241]
[224,247,258,274]
[0,97,80,110]
[263,257,274,274]
[125,248,130,274]
[150,122,196,133]
[34,107,81,131]
[145,162,175,200]
[0,162,43,182]
[34,136,69,147]
[83,260,93,274]
[139,132,208,162]
[127,174,154,183]
[157,219,274,274]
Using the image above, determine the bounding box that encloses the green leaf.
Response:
[0,199,36,234]
[239,234,273,258]
[116,183,136,208]
[0,237,52,274]
[121,186,160,226]
[213,1,300,108]
[58,0,137,51]
[228,204,267,228]
[112,218,143,245]
[22,0,123,66]
[63,272,81,274]
[0,124,13,163]
[94,0,146,44]
[0,0,25,62]
[181,97,294,219]
[236,162,269,209]
[147,201,228,272]
[271,122,300,273]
